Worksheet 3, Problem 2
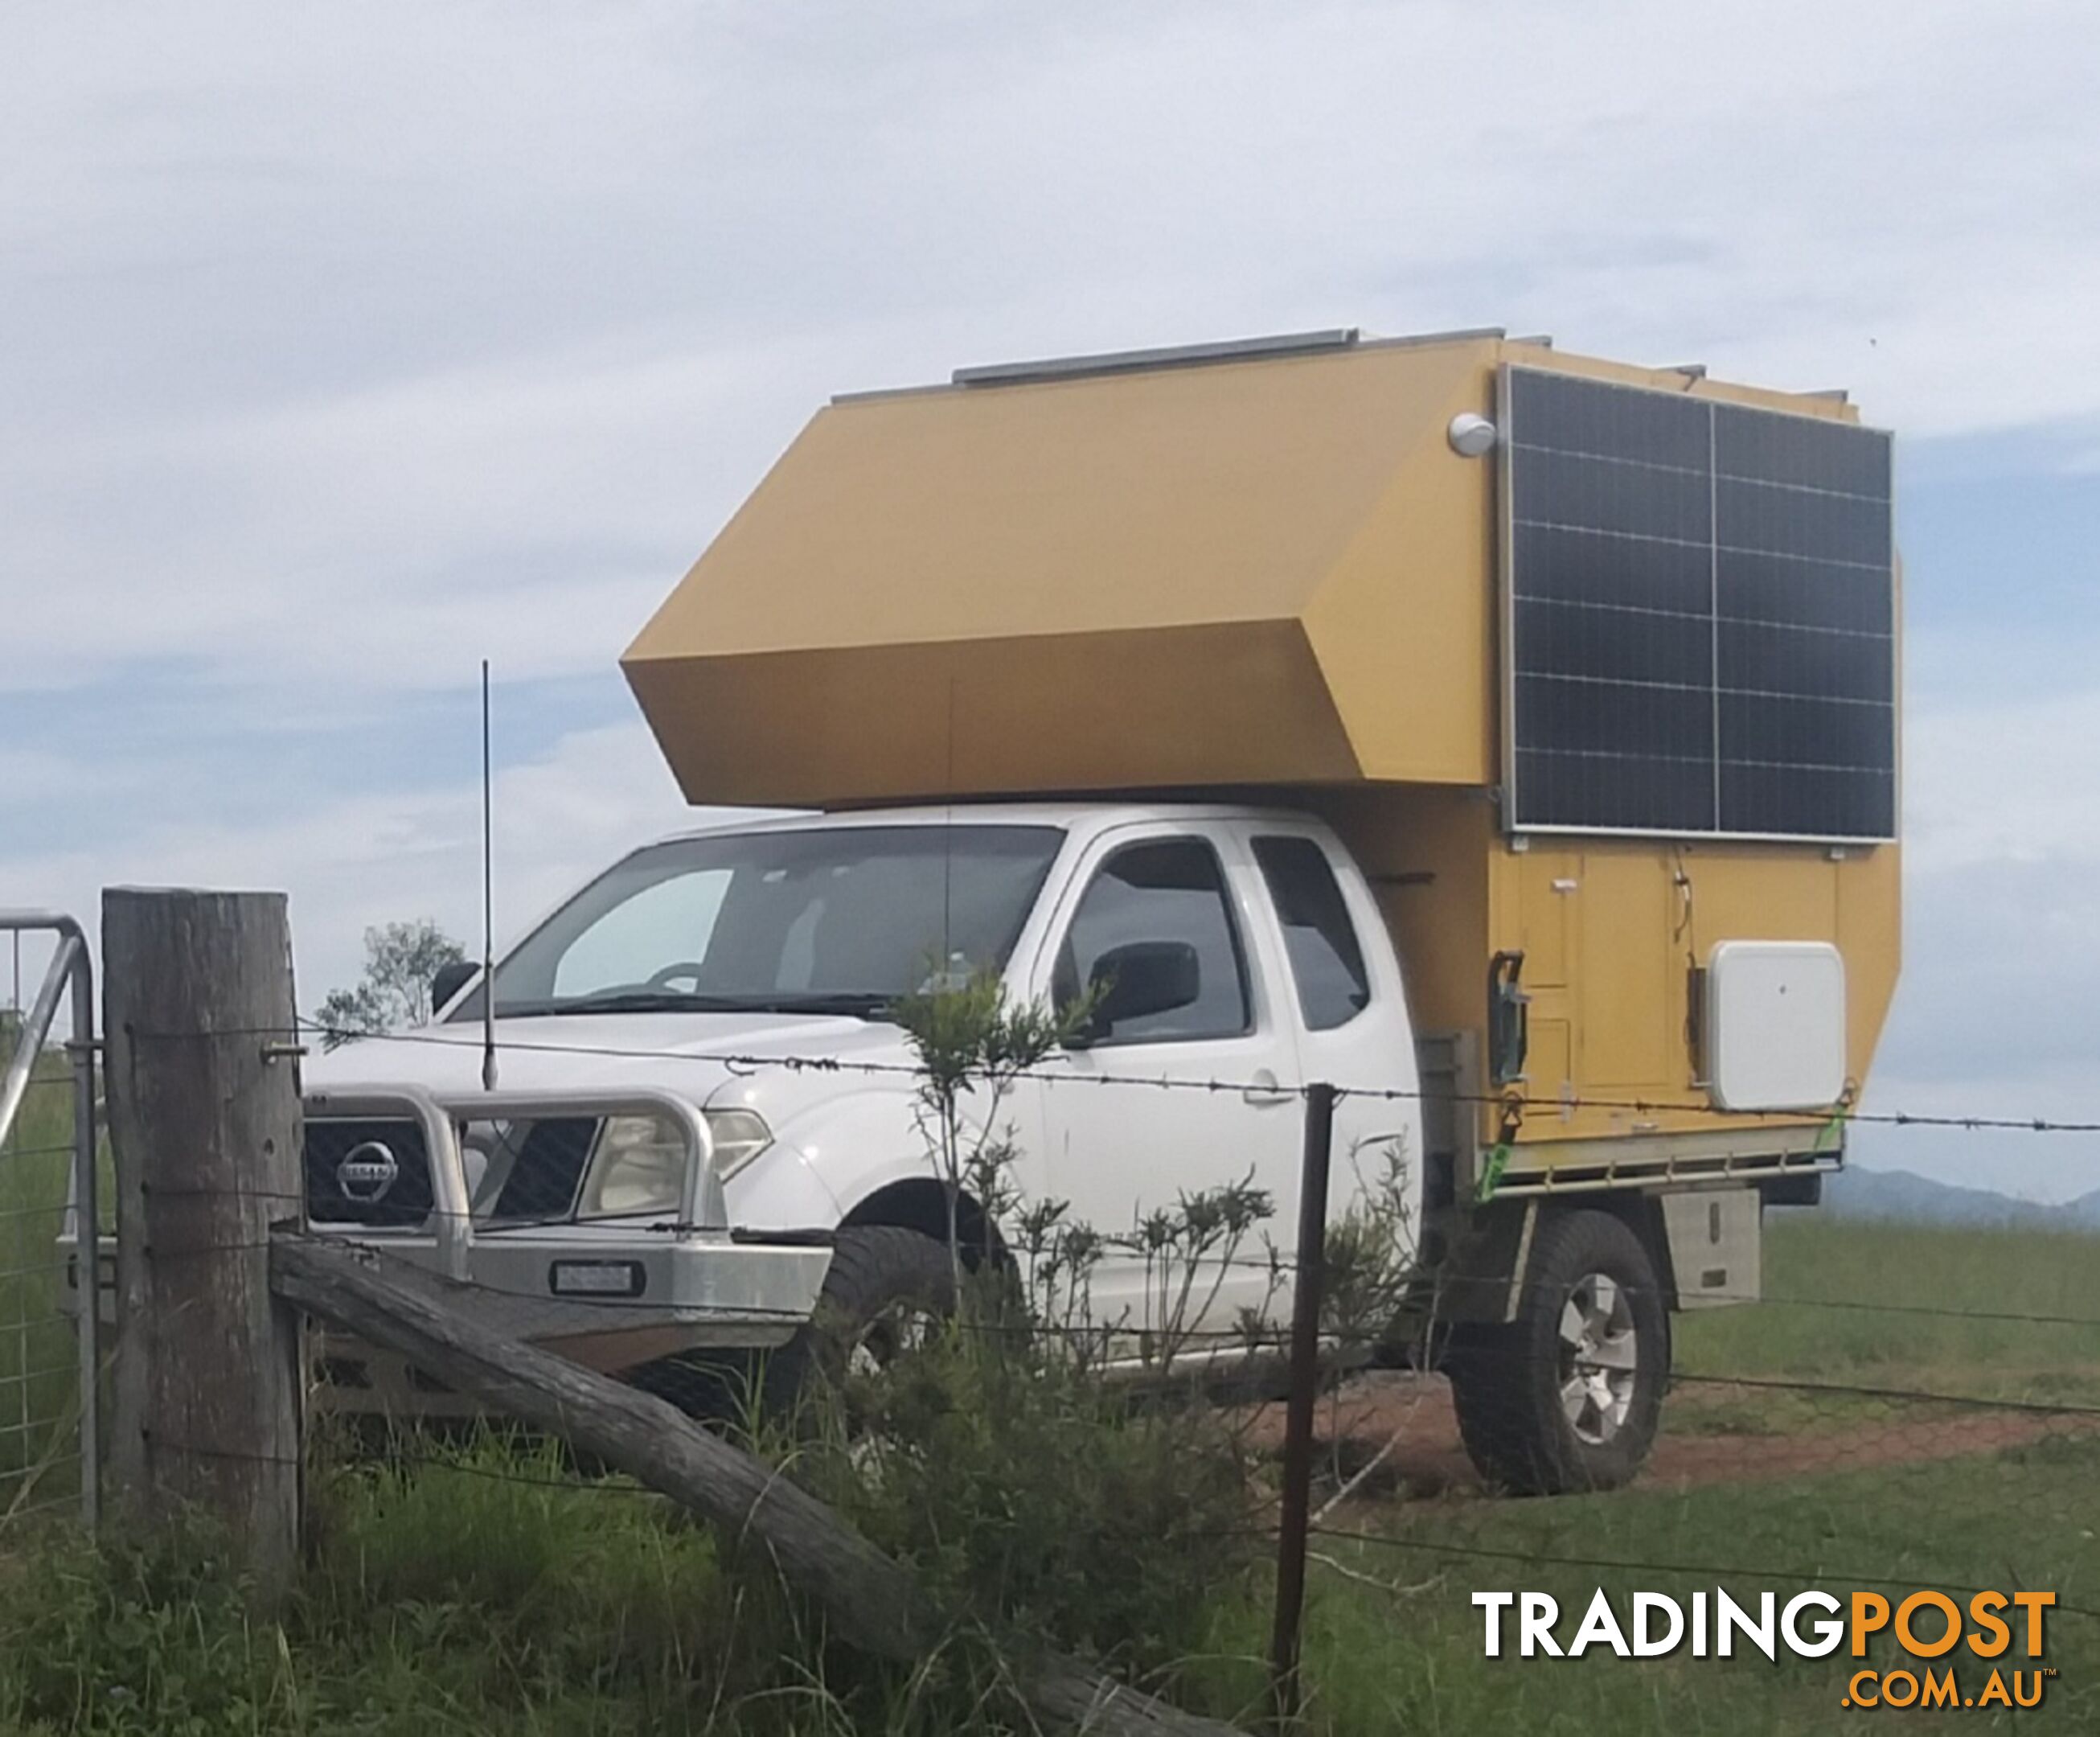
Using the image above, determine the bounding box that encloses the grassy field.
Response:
[0,1209,2095,1731]
[1681,1213,2100,1401]
[1255,1432,2100,1733]
[1249,1217,2100,1732]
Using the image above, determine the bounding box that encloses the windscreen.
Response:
[459,824,1064,1020]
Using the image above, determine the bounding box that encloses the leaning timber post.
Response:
[105,889,305,1605]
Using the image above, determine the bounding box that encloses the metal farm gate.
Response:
[0,914,100,1530]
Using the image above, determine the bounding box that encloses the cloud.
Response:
[0,721,699,1004]
[6,0,2100,695]
[1905,686,2100,874]
[1855,680,2100,1199]
[0,749,122,806]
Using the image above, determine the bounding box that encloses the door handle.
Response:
[1243,1070,1297,1107]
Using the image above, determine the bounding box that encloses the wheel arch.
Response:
[1566,1193,1677,1312]
[1436,1191,1679,1330]
[839,1177,1007,1271]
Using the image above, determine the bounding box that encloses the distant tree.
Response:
[314,920,467,1047]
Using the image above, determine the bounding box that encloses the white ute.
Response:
[305,802,1431,1419]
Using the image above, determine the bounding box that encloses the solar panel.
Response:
[1500,367,1895,842]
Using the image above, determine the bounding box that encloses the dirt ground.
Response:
[1245,1372,2090,1503]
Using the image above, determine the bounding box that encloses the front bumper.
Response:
[310,1227,832,1418]
[301,1083,833,1416]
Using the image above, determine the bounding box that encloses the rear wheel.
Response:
[1448,1208,1668,1495]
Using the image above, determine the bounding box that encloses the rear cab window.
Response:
[1252,835,1371,1031]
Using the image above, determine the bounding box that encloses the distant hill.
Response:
[1817,1166,2100,1232]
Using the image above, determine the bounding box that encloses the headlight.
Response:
[703,1107,773,1181]
[576,1115,688,1219]
[574,1108,773,1220]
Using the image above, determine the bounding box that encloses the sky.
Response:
[2,0,2096,1197]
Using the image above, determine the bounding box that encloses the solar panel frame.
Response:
[1497,364,1897,846]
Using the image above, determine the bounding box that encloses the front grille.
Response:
[484,1118,600,1221]
[304,1114,603,1230]
[305,1118,436,1230]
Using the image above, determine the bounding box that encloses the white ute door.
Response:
[1026,825,1306,1354]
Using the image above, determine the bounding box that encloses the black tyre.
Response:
[761,1225,956,1416]
[1447,1208,1669,1495]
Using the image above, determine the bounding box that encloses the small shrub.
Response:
[809,976,1280,1698]
[810,1285,1267,1686]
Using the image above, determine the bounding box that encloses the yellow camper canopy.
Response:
[624,331,1856,809]
[624,331,1897,1150]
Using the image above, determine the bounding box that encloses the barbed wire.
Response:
[100,1431,2100,1629]
[1304,1526,2100,1622]
[68,1184,2100,1341]
[129,1414,2100,1630]
[23,1023,2100,1629]
[109,1020,2100,1135]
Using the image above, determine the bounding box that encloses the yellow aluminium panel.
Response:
[1299,351,1501,785]
[626,333,1864,807]
[626,621,1360,811]
[626,338,1495,802]
[1489,838,1900,1146]
[633,343,1463,656]
[1314,783,1497,1040]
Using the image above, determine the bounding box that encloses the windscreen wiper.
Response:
[744,992,894,1019]
[497,990,894,1020]
[498,990,761,1017]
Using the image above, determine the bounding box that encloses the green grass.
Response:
[1,1439,813,1735]
[0,1037,83,1519]
[1221,1434,2100,1734]
[1191,1218,2100,1733]
[8,1430,2087,1735]
[0,1431,1241,1735]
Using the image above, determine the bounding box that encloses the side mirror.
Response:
[431,959,478,1013]
[1073,940,1201,1045]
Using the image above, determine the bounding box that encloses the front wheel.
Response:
[762,1225,956,1421]
[1447,1208,1669,1495]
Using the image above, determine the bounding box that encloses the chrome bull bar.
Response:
[300,1085,822,1374]
[304,1082,728,1269]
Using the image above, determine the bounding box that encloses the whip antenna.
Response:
[480,659,498,1092]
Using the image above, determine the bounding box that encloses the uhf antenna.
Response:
[941,674,957,982]
[480,659,498,1092]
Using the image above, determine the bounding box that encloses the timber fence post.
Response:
[104,888,305,1604]
[1269,1080,1336,1726]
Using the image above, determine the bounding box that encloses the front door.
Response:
[1023,827,1305,1358]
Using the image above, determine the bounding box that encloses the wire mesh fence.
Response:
[0,929,95,1533]
[55,1004,2100,1727]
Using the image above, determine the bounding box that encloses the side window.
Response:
[1253,836,1370,1031]
[1054,838,1251,1044]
